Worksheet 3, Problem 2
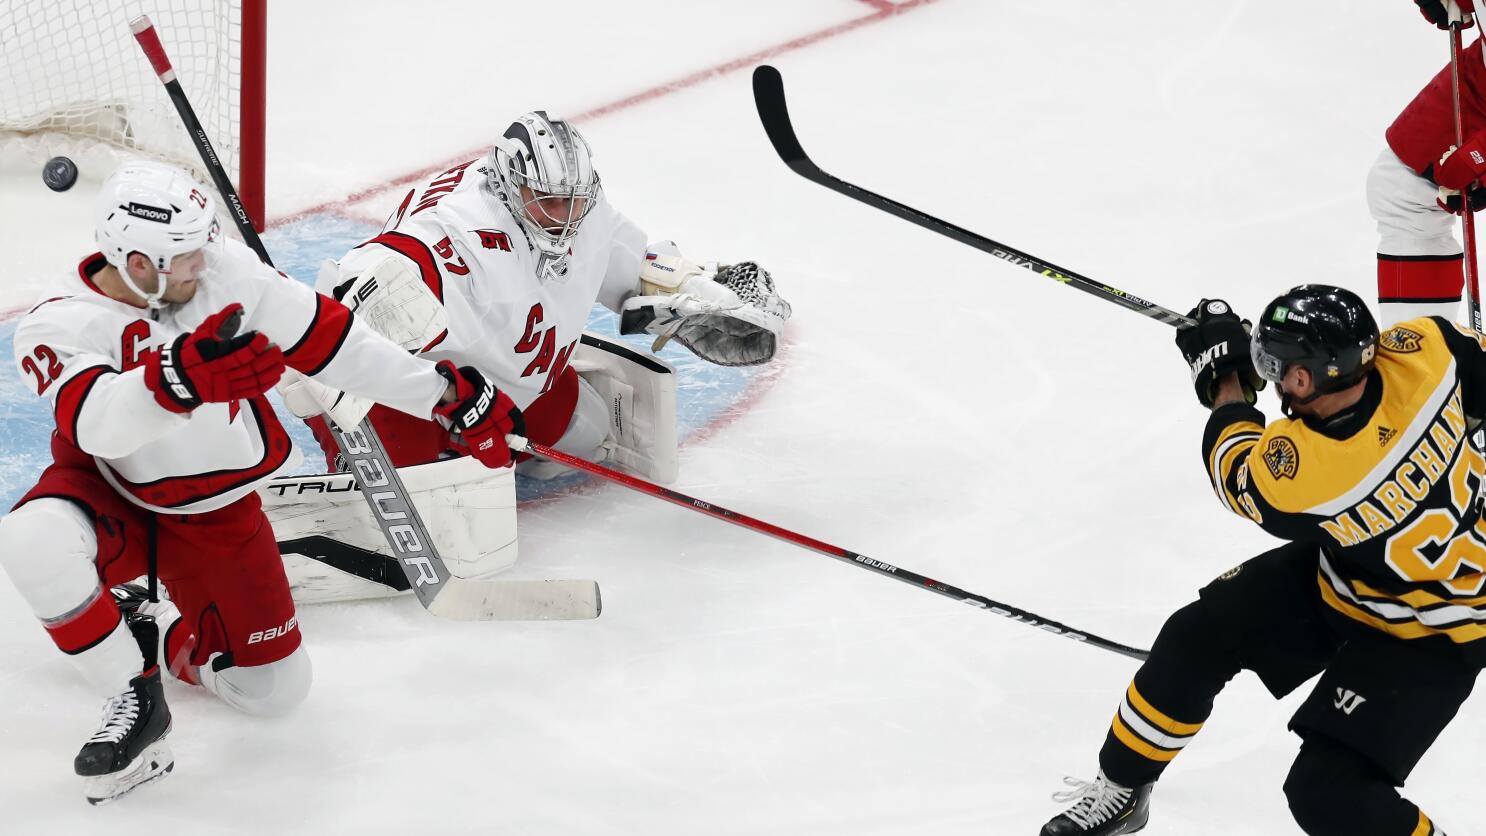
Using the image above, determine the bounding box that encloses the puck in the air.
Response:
[42,156,79,192]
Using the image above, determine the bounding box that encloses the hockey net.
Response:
[0,0,265,224]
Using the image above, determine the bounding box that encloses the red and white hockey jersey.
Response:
[336,159,648,419]
[13,237,448,514]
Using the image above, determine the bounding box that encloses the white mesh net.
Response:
[0,1,247,186]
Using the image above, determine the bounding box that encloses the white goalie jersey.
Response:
[331,158,649,418]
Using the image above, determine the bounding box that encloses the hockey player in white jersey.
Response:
[304,110,791,483]
[0,160,522,804]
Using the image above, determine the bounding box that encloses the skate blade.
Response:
[84,740,174,806]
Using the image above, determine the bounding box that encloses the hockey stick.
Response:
[508,436,1150,661]
[129,16,598,621]
[751,65,1195,329]
[1450,24,1484,333]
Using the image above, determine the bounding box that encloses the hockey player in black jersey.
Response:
[1040,286,1478,836]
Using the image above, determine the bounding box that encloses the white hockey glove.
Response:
[619,243,791,366]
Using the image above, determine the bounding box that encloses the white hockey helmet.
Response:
[95,159,221,308]
[487,111,601,270]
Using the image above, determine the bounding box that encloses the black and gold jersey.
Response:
[1203,316,1486,645]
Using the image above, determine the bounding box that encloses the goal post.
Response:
[0,0,266,228]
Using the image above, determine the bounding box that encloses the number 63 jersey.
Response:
[1204,316,1486,649]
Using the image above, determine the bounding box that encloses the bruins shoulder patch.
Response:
[1262,436,1300,480]
[1380,326,1423,353]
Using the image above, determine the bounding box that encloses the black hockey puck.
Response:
[42,156,79,192]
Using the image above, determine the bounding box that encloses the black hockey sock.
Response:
[1283,736,1440,836]
[1097,599,1243,787]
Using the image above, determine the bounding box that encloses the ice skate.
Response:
[1040,770,1151,835]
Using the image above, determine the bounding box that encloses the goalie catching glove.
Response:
[145,303,286,413]
[433,361,526,469]
[1174,299,1265,408]
[620,242,791,366]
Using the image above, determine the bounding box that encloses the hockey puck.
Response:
[42,156,79,192]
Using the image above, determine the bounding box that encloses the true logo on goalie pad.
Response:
[342,277,379,313]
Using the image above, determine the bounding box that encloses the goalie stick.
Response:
[750,64,1195,330]
[130,16,598,621]
[508,436,1149,661]
[1450,24,1484,334]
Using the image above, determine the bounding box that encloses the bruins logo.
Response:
[1263,437,1300,480]
[1380,326,1423,353]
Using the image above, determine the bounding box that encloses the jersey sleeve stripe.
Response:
[284,293,353,377]
[364,231,444,302]
[53,365,114,446]
[1207,429,1261,511]
[42,587,122,655]
[103,397,295,509]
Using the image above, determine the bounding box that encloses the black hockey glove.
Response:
[1174,299,1265,408]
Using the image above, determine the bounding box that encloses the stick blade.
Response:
[752,65,811,171]
[427,578,601,621]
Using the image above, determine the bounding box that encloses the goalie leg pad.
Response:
[515,376,611,481]
[262,456,517,604]
[570,332,679,483]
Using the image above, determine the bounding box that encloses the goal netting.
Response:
[0,0,264,222]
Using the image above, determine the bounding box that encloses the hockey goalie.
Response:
[267,110,792,603]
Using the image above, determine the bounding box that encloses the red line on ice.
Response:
[272,0,940,227]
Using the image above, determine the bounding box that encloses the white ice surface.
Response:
[0,1,1482,834]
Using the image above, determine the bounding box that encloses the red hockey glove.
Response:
[144,303,286,414]
[1434,134,1486,191]
[432,361,525,469]
[1174,299,1265,408]
[1416,0,1474,29]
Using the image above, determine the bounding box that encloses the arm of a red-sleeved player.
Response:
[236,265,445,420]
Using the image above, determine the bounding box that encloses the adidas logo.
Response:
[1378,426,1397,446]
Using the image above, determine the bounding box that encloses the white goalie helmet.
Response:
[486,111,601,275]
[95,159,222,308]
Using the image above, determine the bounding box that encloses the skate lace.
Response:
[87,691,141,745]
[1051,774,1133,829]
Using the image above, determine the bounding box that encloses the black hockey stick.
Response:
[752,64,1195,329]
[130,17,598,621]
[509,436,1150,661]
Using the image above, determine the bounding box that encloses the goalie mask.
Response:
[95,160,222,309]
[487,111,601,279]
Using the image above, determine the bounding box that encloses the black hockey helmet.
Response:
[1249,284,1378,396]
